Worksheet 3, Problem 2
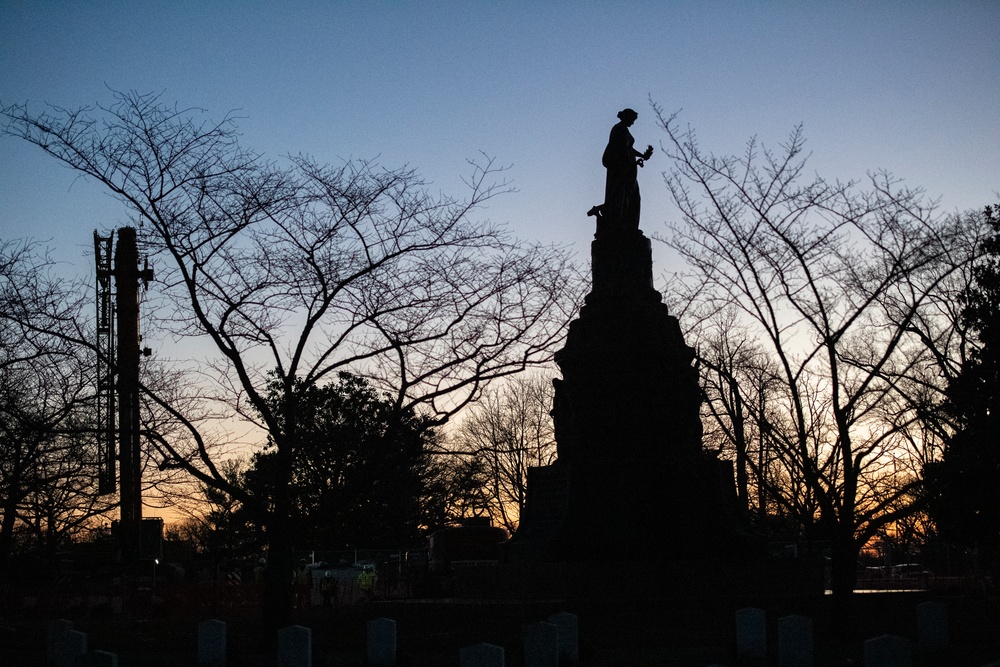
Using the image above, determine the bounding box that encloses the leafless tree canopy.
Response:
[653,104,987,596]
[3,91,580,491]
[0,241,115,565]
[3,91,580,623]
[449,372,557,533]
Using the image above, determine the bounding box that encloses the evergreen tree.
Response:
[927,205,1000,568]
[244,372,449,548]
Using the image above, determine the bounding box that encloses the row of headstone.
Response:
[47,618,120,666]
[197,613,578,667]
[196,618,312,666]
[364,610,579,667]
[53,611,584,667]
[734,601,962,667]
[456,611,578,667]
[734,609,814,667]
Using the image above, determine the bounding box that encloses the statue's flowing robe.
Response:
[601,121,641,229]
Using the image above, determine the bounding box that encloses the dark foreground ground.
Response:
[1,590,998,666]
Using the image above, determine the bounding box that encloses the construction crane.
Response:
[94,227,153,562]
[94,231,115,494]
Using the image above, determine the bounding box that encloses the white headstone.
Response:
[864,634,912,667]
[198,619,227,667]
[459,642,505,667]
[547,611,579,665]
[523,621,558,667]
[367,617,397,667]
[736,607,767,659]
[278,624,312,667]
[52,628,87,667]
[778,614,813,667]
[916,601,948,653]
[47,619,75,665]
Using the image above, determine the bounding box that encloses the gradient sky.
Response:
[2,2,998,522]
[2,1,999,279]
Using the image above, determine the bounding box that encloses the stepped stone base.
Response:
[509,224,743,563]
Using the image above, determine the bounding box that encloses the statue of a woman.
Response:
[588,108,653,230]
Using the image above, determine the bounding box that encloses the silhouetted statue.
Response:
[511,107,746,569]
[588,108,653,230]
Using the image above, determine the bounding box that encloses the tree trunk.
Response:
[828,530,860,637]
[730,377,749,510]
[263,521,293,634]
[262,439,294,635]
[0,458,23,575]
[0,493,18,577]
[829,530,857,596]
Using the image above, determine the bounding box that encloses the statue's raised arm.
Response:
[587,108,653,232]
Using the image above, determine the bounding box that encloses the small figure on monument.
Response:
[588,108,653,230]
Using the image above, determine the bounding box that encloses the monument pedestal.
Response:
[511,226,741,563]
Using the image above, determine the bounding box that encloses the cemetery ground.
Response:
[1,580,998,666]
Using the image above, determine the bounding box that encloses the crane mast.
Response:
[94,231,116,494]
[94,227,152,562]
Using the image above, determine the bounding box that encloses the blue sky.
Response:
[2,1,998,278]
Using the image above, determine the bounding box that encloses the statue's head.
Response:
[617,108,638,123]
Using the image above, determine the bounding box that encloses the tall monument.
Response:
[511,109,739,561]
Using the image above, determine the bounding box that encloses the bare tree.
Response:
[449,372,557,533]
[2,91,580,626]
[162,459,266,562]
[0,240,115,571]
[654,106,986,599]
[695,312,788,521]
[423,453,495,526]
